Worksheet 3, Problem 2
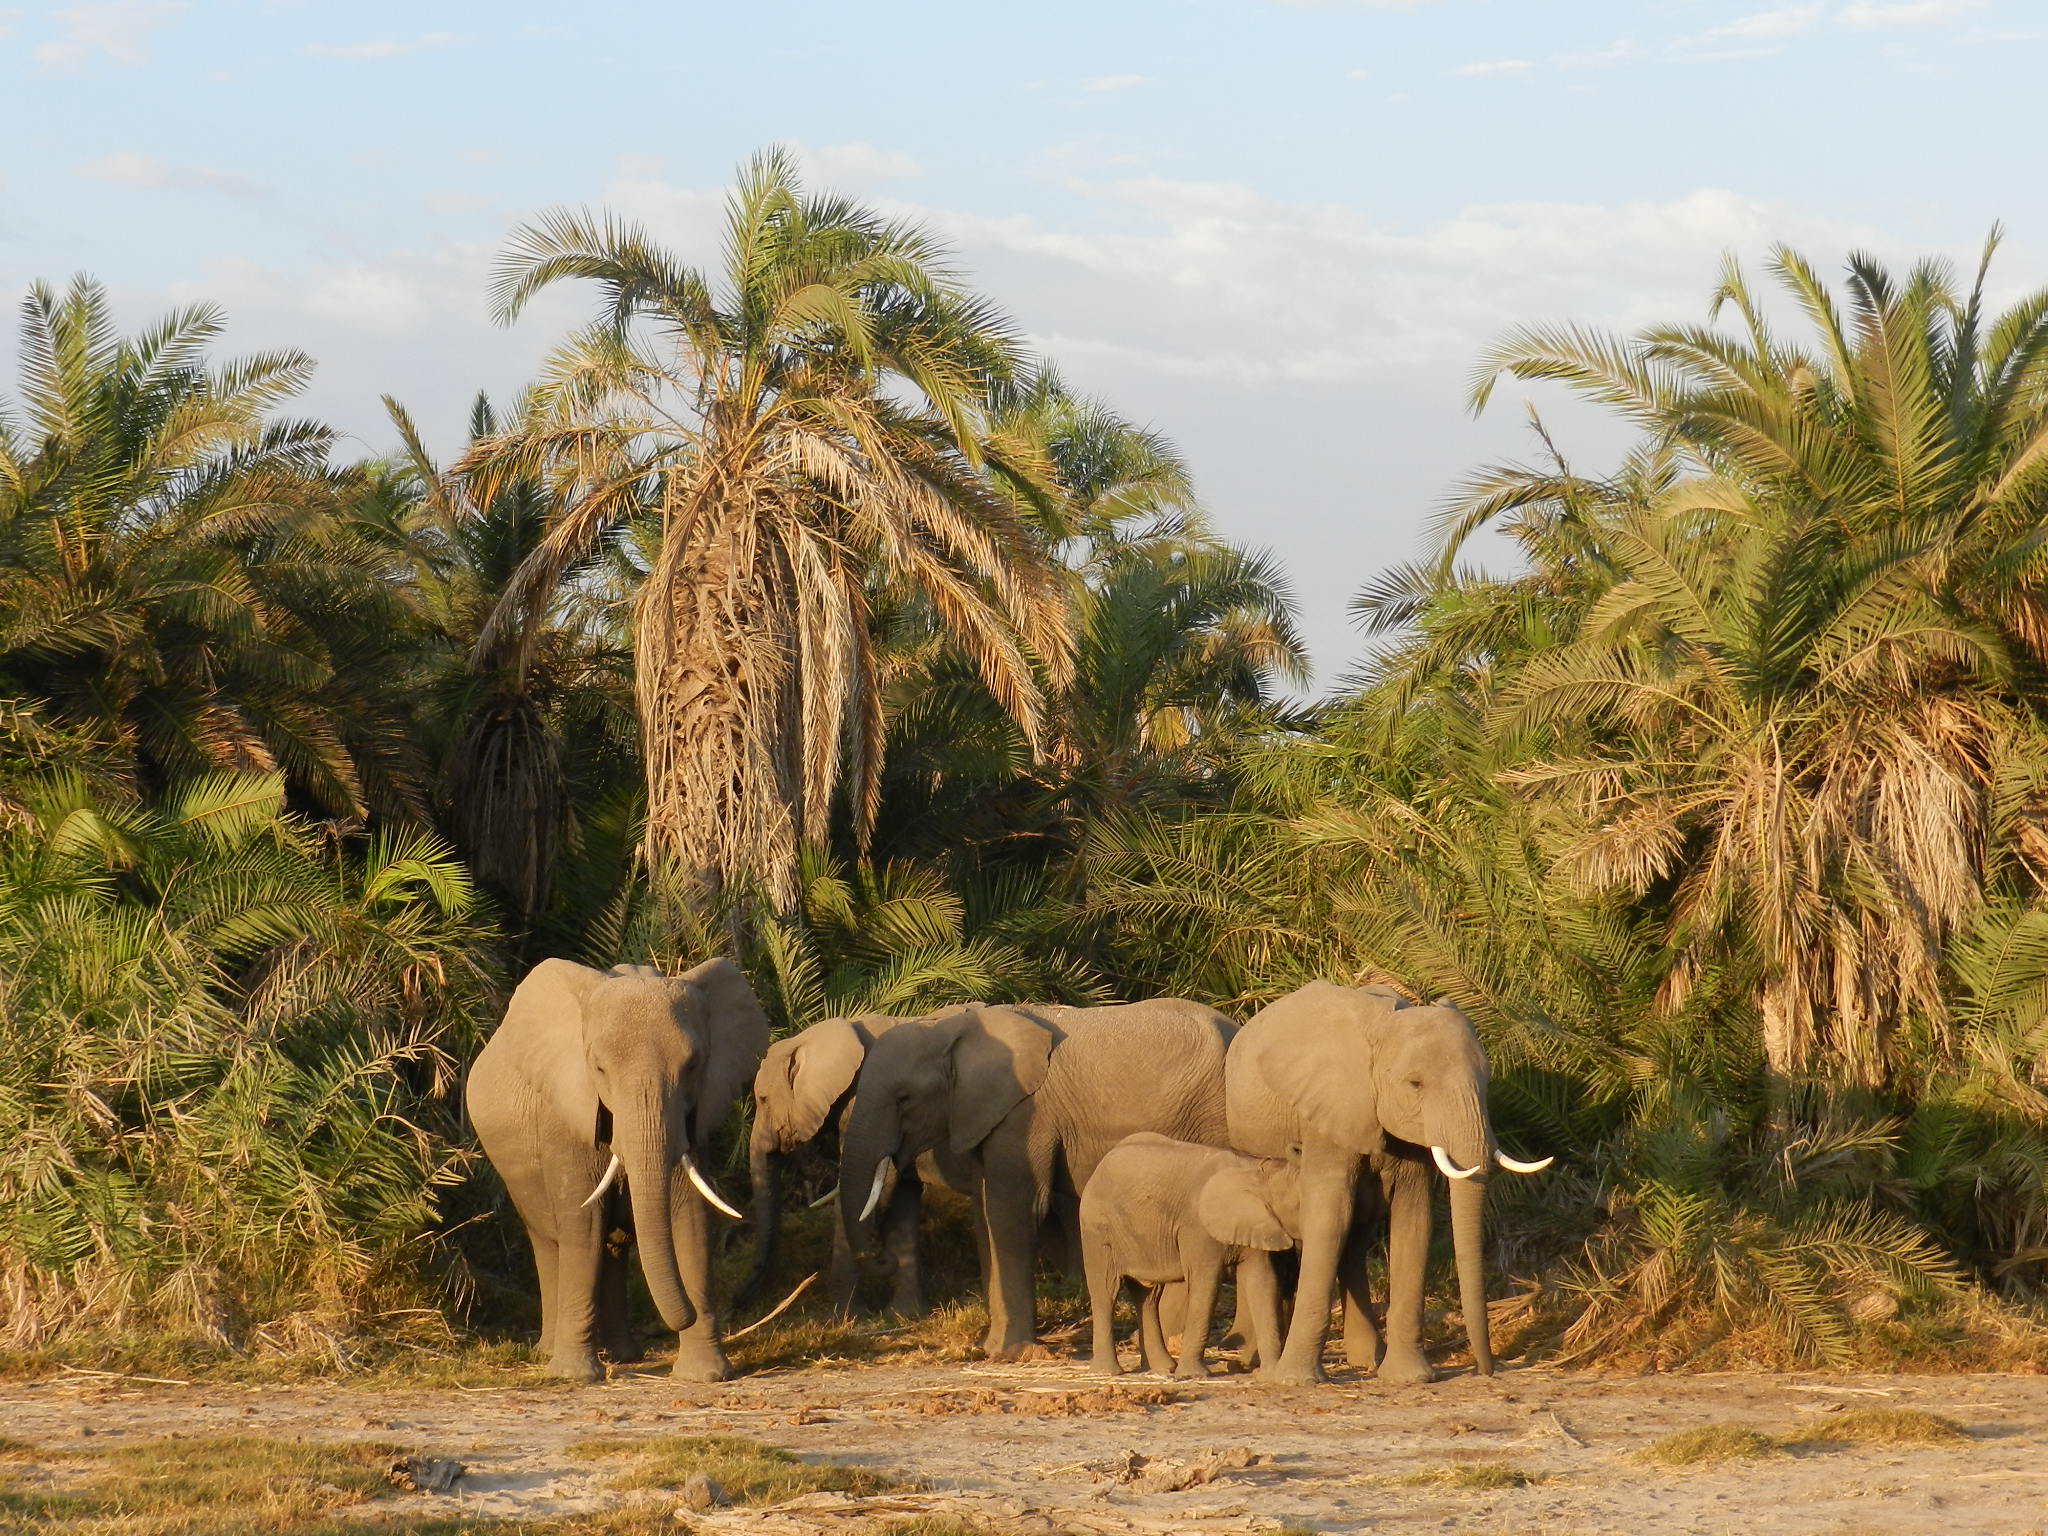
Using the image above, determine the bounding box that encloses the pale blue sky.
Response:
[3,0,2037,675]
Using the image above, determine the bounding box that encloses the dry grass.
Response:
[1783,1407,1971,1447]
[1638,1424,1785,1466]
[1395,1462,1550,1490]
[571,1431,898,1503]
[1641,1408,1972,1468]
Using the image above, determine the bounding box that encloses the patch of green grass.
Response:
[1784,1407,1971,1448]
[1638,1424,1784,1467]
[1397,1461,1547,1490]
[0,1433,409,1533]
[571,1432,898,1504]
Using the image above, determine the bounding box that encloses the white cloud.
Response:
[1707,4,1824,39]
[76,150,266,200]
[34,0,183,69]
[1344,66,1371,80]
[1840,0,1976,23]
[304,32,462,61]
[1084,73,1150,91]
[1453,57,1536,76]
[797,142,924,185]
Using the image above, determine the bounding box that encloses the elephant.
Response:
[741,1010,982,1318]
[467,957,769,1383]
[838,999,1237,1360]
[1225,982,1551,1385]
[1080,1132,1298,1379]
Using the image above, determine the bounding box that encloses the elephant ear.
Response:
[680,956,771,1134]
[503,958,607,1139]
[946,1004,1060,1155]
[1198,1164,1294,1252]
[1252,981,1396,1157]
[785,1017,869,1144]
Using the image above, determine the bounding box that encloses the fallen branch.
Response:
[57,1365,191,1387]
[727,1272,819,1340]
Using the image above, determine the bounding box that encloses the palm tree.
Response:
[0,278,425,820]
[459,150,1072,913]
[1453,238,2048,1089]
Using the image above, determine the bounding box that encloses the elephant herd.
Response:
[467,961,1551,1386]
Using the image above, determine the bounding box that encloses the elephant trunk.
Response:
[737,1115,780,1306]
[1430,1087,1495,1376]
[619,1101,697,1334]
[837,1099,899,1259]
[1448,1171,1493,1375]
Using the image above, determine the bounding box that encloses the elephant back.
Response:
[1226,981,1408,1158]
[1038,999,1237,1192]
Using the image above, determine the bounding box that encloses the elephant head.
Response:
[837,1004,1059,1257]
[739,1014,877,1302]
[571,958,768,1334]
[1249,981,1550,1375]
[1197,1156,1303,1254]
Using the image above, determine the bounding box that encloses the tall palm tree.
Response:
[0,277,422,819]
[460,150,1072,912]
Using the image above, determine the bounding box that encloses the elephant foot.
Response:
[885,1288,928,1319]
[1376,1347,1439,1386]
[1259,1357,1326,1386]
[671,1340,732,1382]
[984,1339,1053,1363]
[1174,1361,1213,1380]
[1090,1357,1124,1378]
[547,1351,604,1384]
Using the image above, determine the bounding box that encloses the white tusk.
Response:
[1496,1152,1554,1174]
[580,1152,623,1208]
[807,1184,840,1210]
[1431,1145,1484,1181]
[683,1155,746,1220]
[858,1158,891,1222]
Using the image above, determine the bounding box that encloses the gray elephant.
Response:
[1226,982,1551,1385]
[838,999,1237,1360]
[467,957,769,1382]
[1080,1133,1297,1378]
[741,1011,981,1318]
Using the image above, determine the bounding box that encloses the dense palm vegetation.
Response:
[4,161,2046,1366]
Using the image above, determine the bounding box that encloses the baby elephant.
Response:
[1080,1132,1299,1378]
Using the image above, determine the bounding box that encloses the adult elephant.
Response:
[468,957,769,1382]
[838,999,1236,1360]
[1226,982,1550,1385]
[740,1011,980,1318]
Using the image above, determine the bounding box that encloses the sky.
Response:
[2,0,2039,679]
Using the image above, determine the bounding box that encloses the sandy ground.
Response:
[4,1354,2046,1534]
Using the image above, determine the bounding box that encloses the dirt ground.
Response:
[3,1352,2045,1535]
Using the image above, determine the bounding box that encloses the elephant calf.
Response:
[1080,1133,1298,1379]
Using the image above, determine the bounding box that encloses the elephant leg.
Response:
[599,1243,642,1363]
[1157,1281,1188,1354]
[530,1230,560,1362]
[1138,1287,1174,1376]
[1378,1153,1438,1385]
[1237,1251,1283,1372]
[1219,1279,1256,1364]
[1339,1204,1381,1371]
[1175,1247,1222,1379]
[669,1174,731,1382]
[977,1126,1043,1359]
[883,1176,927,1317]
[548,1220,606,1383]
[1265,1142,1357,1384]
[827,1208,864,1318]
[1084,1231,1122,1376]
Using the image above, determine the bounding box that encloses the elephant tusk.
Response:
[858,1158,892,1222]
[579,1152,623,1209]
[683,1155,746,1220]
[1496,1151,1554,1174]
[1431,1145,1484,1181]
[807,1184,840,1211]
